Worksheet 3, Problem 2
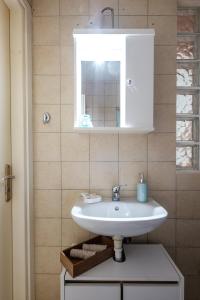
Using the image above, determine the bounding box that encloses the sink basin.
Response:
[71,198,168,237]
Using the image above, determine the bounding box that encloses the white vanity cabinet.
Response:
[61,245,184,300]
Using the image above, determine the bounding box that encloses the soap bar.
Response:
[70,249,96,260]
[82,244,107,252]
[81,193,102,204]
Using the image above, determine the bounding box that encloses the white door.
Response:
[0,1,13,299]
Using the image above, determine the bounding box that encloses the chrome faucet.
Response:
[112,185,121,201]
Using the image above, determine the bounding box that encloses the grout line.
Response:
[33,160,177,163]
[117,0,119,28]
[58,1,63,250]
[32,14,178,18]
[89,132,91,193]
[117,133,119,184]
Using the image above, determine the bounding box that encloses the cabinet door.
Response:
[124,283,180,300]
[65,283,120,300]
[125,35,154,130]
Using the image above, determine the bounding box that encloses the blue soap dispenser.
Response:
[137,173,148,203]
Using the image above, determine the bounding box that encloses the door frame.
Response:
[3,0,33,300]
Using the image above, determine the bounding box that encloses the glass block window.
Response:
[176,8,200,170]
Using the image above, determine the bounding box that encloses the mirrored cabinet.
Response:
[73,29,155,133]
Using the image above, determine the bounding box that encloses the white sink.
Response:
[71,198,168,237]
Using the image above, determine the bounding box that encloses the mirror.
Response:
[81,61,120,127]
[74,29,155,133]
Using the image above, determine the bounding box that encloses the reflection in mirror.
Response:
[81,61,120,127]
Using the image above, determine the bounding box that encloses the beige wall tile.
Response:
[176,248,200,275]
[119,162,147,190]
[60,16,89,46]
[154,104,176,133]
[33,133,61,161]
[35,247,61,274]
[178,0,200,6]
[90,134,118,161]
[165,247,176,261]
[148,219,176,247]
[155,46,176,75]
[61,133,89,161]
[62,162,89,189]
[35,274,60,300]
[177,220,200,247]
[61,76,74,104]
[177,191,200,219]
[148,0,177,15]
[90,162,118,189]
[62,219,90,247]
[62,190,87,218]
[33,17,59,45]
[150,191,176,218]
[88,190,114,199]
[34,190,61,218]
[131,234,148,244]
[33,105,60,133]
[35,218,61,246]
[33,46,60,75]
[148,16,176,45]
[177,173,200,191]
[61,46,74,75]
[33,75,60,104]
[61,105,74,132]
[33,0,59,16]
[119,0,147,15]
[120,190,137,198]
[119,16,147,28]
[148,162,176,190]
[89,0,118,15]
[119,134,147,162]
[185,275,200,300]
[60,0,89,15]
[148,133,176,161]
[34,162,61,189]
[154,75,176,104]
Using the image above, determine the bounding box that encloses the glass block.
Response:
[177,9,199,33]
[177,62,200,87]
[176,145,199,169]
[176,118,199,141]
[176,120,193,141]
[176,91,199,114]
[176,146,192,168]
[177,36,200,60]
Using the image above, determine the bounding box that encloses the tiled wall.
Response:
[32,1,200,300]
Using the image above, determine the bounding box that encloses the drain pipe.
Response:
[113,236,124,262]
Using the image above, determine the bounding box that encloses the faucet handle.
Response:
[112,184,127,193]
[112,185,120,193]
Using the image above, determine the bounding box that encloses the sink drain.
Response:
[115,206,119,211]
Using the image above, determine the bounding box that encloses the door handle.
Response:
[1,165,15,201]
[1,175,15,182]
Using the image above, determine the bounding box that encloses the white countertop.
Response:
[64,244,181,283]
